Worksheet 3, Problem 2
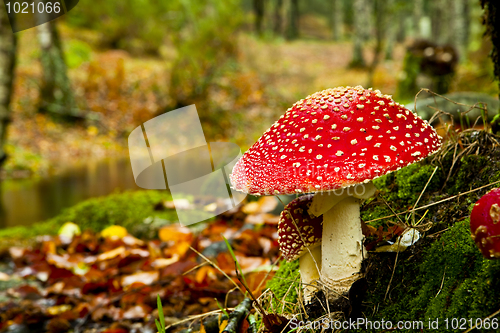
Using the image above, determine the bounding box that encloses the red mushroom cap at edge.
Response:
[470,188,500,259]
[230,86,441,196]
[278,194,323,261]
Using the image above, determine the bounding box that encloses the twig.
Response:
[435,267,446,298]
[411,166,438,226]
[383,238,401,302]
[222,298,253,333]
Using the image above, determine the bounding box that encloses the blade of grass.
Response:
[156,319,163,333]
[157,295,165,332]
[215,298,229,317]
[222,235,248,288]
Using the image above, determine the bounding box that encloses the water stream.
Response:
[0,158,141,228]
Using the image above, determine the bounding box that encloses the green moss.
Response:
[265,259,300,314]
[0,190,177,240]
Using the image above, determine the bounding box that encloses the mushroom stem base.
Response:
[299,246,322,303]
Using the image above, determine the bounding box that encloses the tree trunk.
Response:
[253,0,265,36]
[367,0,386,86]
[431,0,453,45]
[36,5,77,119]
[287,0,299,40]
[481,0,500,102]
[274,0,283,36]
[384,0,396,60]
[453,0,469,61]
[0,4,16,167]
[412,0,423,38]
[331,0,342,41]
[350,0,367,68]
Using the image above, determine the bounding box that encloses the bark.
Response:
[331,0,342,41]
[273,0,283,36]
[222,298,252,333]
[0,4,16,167]
[253,0,265,36]
[287,0,299,40]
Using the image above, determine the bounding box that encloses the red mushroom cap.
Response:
[470,188,500,259]
[278,194,323,261]
[230,86,441,195]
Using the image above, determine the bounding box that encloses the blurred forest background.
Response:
[0,0,499,226]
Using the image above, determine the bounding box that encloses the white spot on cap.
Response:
[336,151,344,156]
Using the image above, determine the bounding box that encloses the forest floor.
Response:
[4,22,497,179]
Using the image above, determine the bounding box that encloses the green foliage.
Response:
[66,0,171,54]
[0,190,177,240]
[265,259,300,313]
[3,144,50,176]
[169,0,243,111]
[64,40,93,69]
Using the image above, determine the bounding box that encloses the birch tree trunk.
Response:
[0,4,16,167]
[37,5,77,118]
[331,0,342,41]
[350,0,368,67]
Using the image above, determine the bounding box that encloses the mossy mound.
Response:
[266,130,500,332]
[0,190,177,240]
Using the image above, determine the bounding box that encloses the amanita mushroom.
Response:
[231,86,441,298]
[278,194,322,301]
[470,188,500,259]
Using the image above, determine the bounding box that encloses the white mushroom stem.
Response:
[322,196,363,281]
[298,246,321,303]
[309,182,377,288]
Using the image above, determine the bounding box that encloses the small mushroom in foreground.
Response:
[470,188,500,259]
[231,86,441,304]
[278,194,322,302]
